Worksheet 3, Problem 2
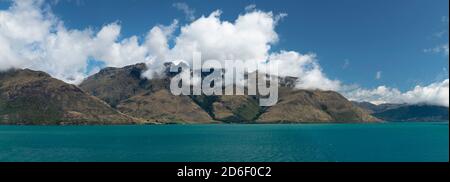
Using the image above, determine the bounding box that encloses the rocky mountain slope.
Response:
[80,63,214,123]
[80,63,379,123]
[78,63,151,108]
[0,69,142,125]
[257,87,379,123]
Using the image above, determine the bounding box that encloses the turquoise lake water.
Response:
[0,123,448,162]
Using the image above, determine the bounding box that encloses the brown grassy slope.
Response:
[80,64,214,123]
[0,69,142,125]
[117,89,213,124]
[79,63,151,108]
[257,87,380,123]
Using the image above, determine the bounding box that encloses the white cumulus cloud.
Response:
[0,0,152,84]
[344,79,449,107]
[141,9,337,90]
[266,51,341,91]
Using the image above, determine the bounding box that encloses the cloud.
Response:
[442,16,449,24]
[375,71,382,80]
[0,0,150,84]
[245,4,256,12]
[427,16,449,56]
[169,10,279,62]
[141,20,179,79]
[173,2,195,21]
[434,30,447,38]
[342,59,350,69]
[266,51,341,91]
[344,79,449,107]
[140,9,338,90]
[424,43,449,56]
[50,0,85,6]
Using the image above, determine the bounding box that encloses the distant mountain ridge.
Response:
[351,101,406,114]
[353,101,449,122]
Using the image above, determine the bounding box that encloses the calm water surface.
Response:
[0,123,448,162]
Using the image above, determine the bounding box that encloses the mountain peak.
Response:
[80,63,152,108]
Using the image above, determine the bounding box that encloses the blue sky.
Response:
[0,0,448,105]
[31,0,449,91]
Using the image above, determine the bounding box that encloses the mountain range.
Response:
[353,102,449,122]
[0,63,447,125]
[79,63,378,124]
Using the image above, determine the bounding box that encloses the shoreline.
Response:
[1,121,449,126]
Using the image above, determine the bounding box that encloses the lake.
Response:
[0,122,448,162]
